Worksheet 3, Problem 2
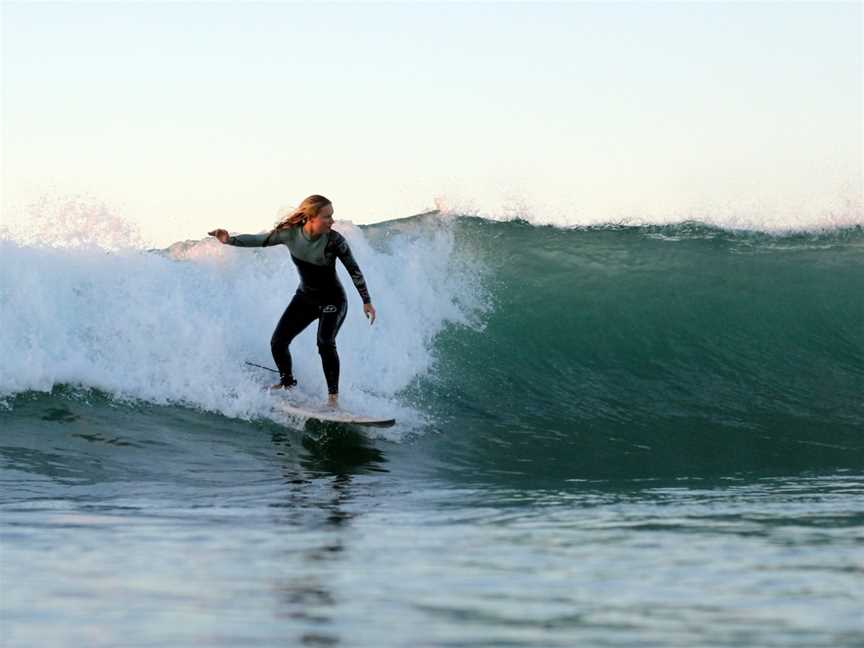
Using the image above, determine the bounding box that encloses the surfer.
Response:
[209,195,375,406]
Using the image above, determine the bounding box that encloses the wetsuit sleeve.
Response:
[331,232,371,304]
[226,230,288,247]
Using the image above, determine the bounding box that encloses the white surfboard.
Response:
[272,394,396,428]
[250,360,397,427]
[277,402,396,427]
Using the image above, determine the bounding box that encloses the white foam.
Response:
[0,212,488,440]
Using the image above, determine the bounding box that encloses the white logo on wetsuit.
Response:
[322,305,338,313]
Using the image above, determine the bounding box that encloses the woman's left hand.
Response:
[364,303,376,325]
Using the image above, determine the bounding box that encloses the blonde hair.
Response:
[273,195,332,232]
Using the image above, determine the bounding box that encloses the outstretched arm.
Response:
[208,229,283,247]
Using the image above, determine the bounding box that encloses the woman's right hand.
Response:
[208,229,229,244]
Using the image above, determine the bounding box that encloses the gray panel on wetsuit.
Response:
[281,227,330,266]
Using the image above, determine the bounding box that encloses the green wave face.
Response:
[405,218,864,480]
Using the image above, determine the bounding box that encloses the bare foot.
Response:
[327,393,339,408]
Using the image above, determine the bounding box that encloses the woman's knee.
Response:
[271,333,292,351]
[317,338,337,355]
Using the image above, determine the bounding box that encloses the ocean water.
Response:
[1,212,863,647]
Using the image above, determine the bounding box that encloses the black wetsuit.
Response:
[227,226,371,394]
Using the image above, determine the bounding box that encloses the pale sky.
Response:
[2,1,861,245]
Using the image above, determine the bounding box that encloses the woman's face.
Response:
[309,203,334,235]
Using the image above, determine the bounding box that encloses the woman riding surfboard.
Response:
[209,195,376,407]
